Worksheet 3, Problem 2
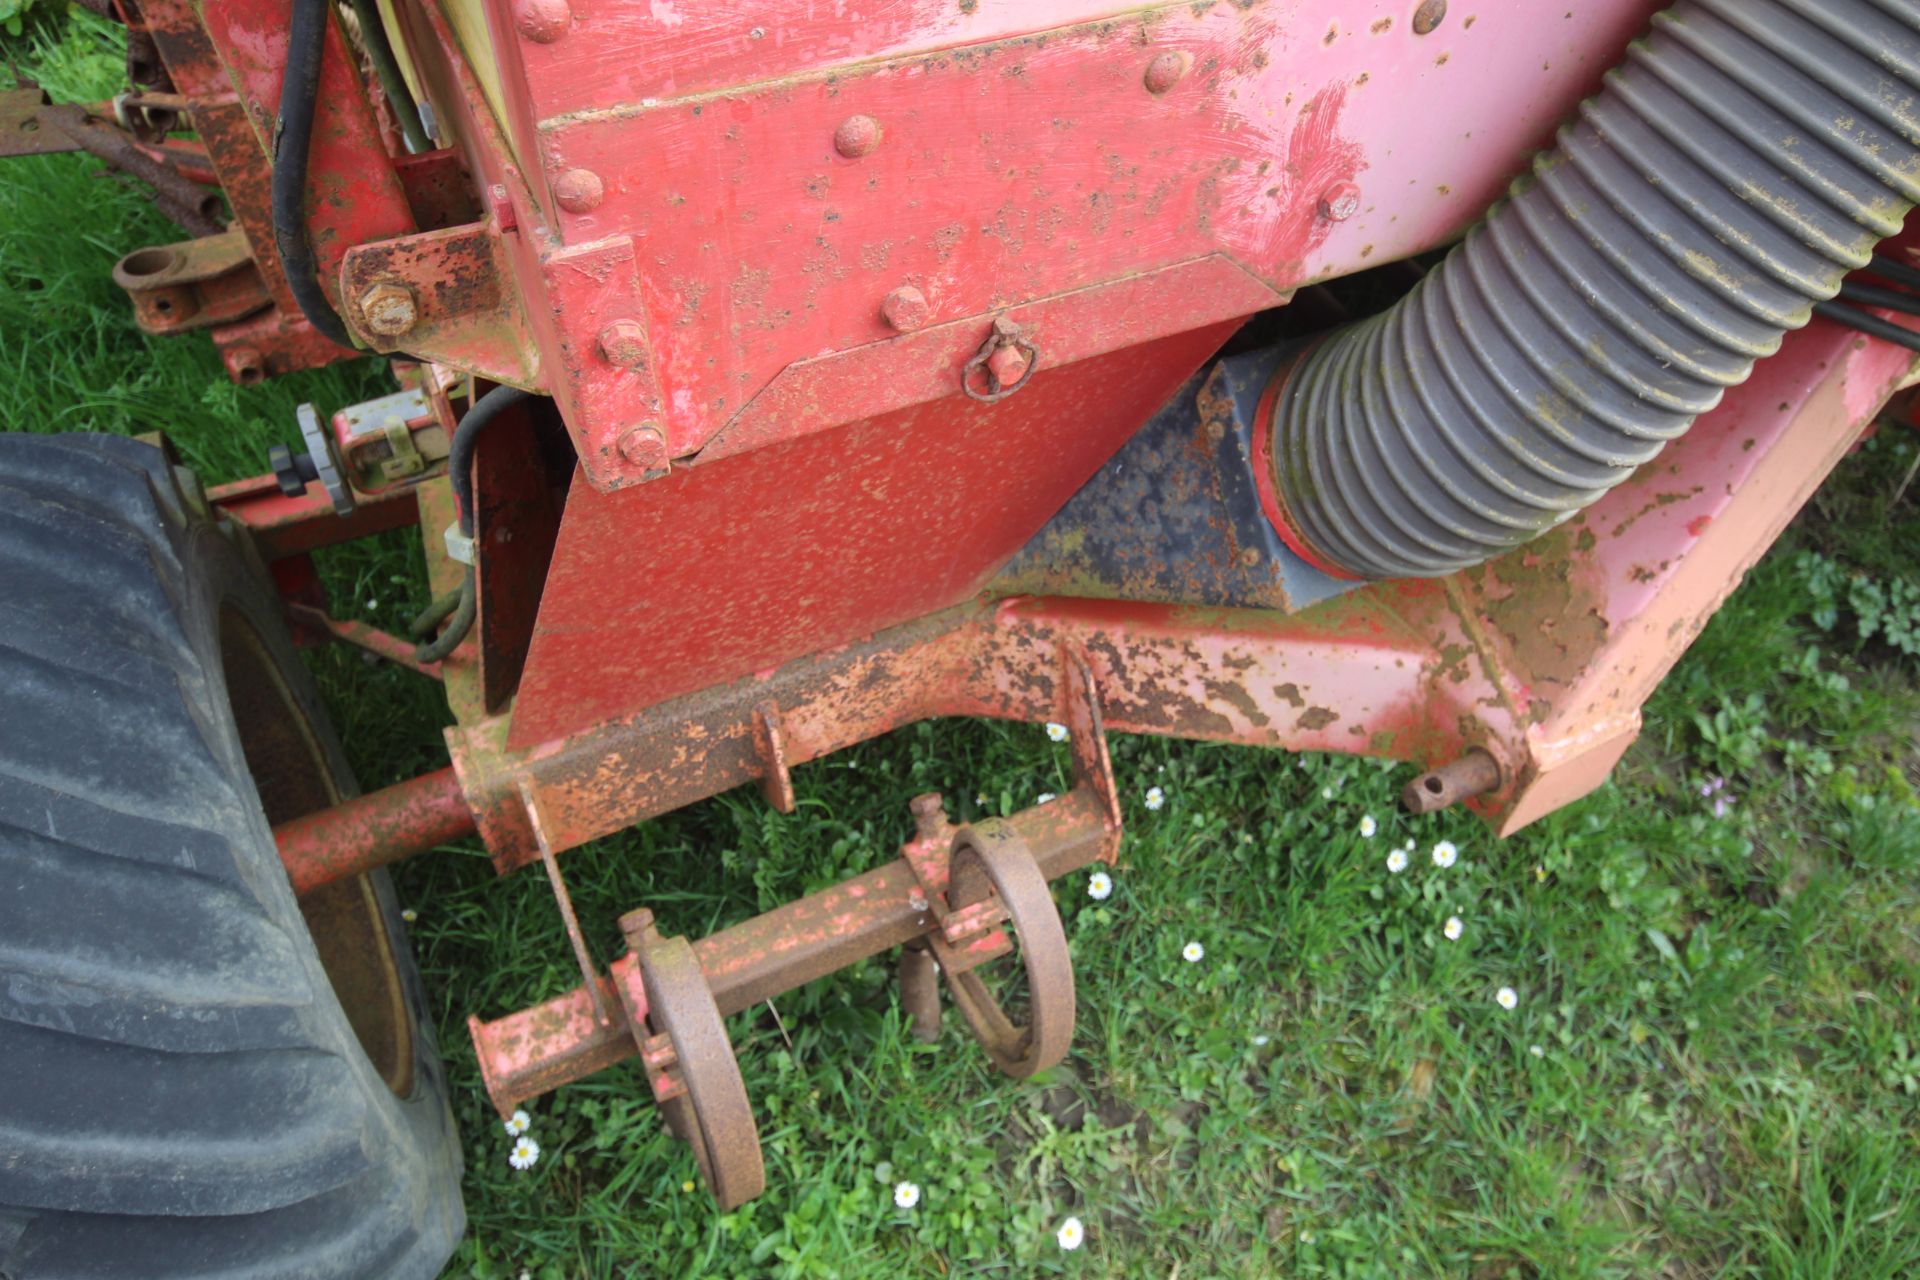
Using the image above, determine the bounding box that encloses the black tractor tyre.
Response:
[0,434,464,1279]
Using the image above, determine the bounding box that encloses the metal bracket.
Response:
[111,228,271,335]
[750,700,796,814]
[339,220,538,386]
[1062,647,1123,864]
[520,781,611,1026]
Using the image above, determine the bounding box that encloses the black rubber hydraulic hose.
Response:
[273,0,354,348]
[346,0,430,152]
[414,386,540,663]
[1815,300,1920,355]
[1267,0,1920,580]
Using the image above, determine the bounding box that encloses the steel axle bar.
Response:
[274,764,475,894]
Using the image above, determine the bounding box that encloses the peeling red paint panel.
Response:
[439,0,1659,485]
[509,323,1237,745]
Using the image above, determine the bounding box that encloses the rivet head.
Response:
[358,281,417,337]
[597,319,649,367]
[618,425,667,470]
[880,285,929,331]
[1318,181,1362,222]
[1143,50,1191,95]
[1412,0,1448,35]
[514,0,571,43]
[552,168,604,213]
[833,114,882,158]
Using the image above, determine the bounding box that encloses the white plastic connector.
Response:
[443,522,474,566]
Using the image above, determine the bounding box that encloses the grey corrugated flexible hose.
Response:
[1267,0,1920,580]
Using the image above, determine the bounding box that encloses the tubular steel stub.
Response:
[1402,749,1502,816]
[631,923,766,1209]
[934,821,1076,1079]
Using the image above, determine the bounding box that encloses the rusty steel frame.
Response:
[71,0,1909,1218]
[255,309,1918,908]
[250,304,1910,1211]
[465,787,1115,1119]
[460,651,1121,1208]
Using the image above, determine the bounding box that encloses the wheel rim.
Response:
[219,603,416,1097]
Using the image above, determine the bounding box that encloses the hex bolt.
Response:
[618,425,668,471]
[908,792,948,842]
[618,907,657,949]
[1401,748,1502,815]
[833,114,882,158]
[514,0,571,43]
[1412,0,1449,35]
[1318,181,1362,222]
[358,281,418,337]
[552,167,605,213]
[880,285,930,331]
[986,342,1031,388]
[597,319,649,367]
[1142,50,1191,95]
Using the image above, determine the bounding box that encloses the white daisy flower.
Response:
[1443,916,1463,941]
[1144,786,1165,811]
[1529,1044,1546,1058]
[401,907,418,923]
[503,1108,530,1136]
[1087,871,1113,900]
[1056,1216,1085,1251]
[1036,792,1056,804]
[1359,814,1378,838]
[1495,986,1518,1010]
[1181,940,1205,963]
[893,1180,920,1209]
[1045,722,1070,742]
[508,1136,541,1170]
[1386,848,1408,874]
[1431,840,1458,869]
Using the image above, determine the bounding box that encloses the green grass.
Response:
[7,11,1920,1277]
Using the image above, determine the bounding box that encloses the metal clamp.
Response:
[961,316,1039,402]
[931,820,1076,1078]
